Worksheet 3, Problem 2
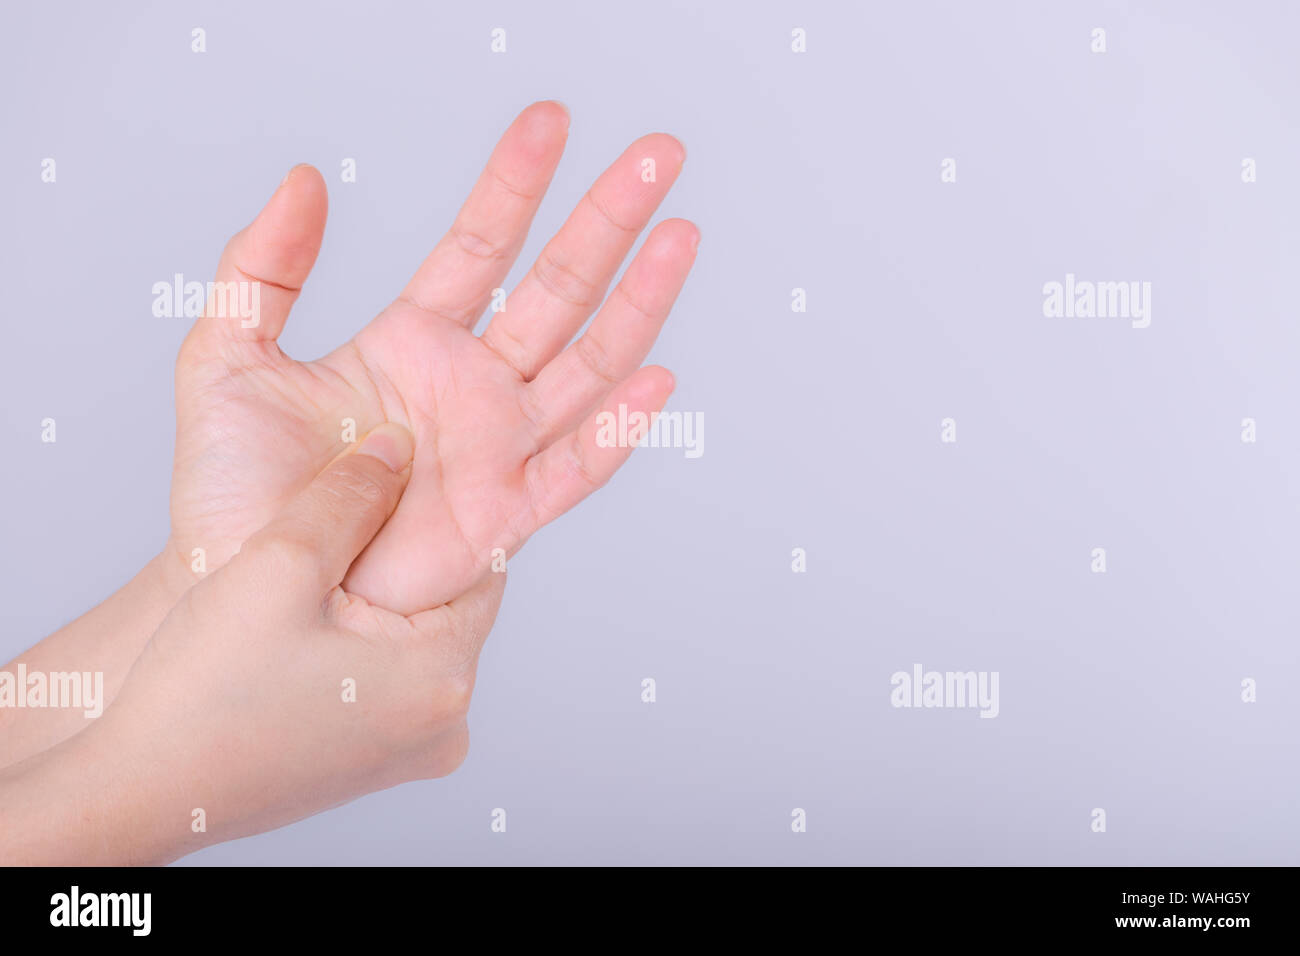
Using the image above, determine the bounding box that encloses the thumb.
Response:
[247,424,415,598]
[192,163,329,347]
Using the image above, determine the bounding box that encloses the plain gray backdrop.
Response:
[3,0,1298,864]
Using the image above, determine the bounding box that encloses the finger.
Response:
[247,423,415,598]
[480,133,686,379]
[196,164,328,346]
[399,101,570,327]
[519,366,674,538]
[524,218,697,447]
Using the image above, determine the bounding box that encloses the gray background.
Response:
[2,0,1298,864]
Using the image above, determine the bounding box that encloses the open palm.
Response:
[169,102,696,614]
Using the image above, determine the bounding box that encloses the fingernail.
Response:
[357,423,414,472]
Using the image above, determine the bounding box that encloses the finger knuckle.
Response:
[574,334,620,387]
[566,443,605,492]
[252,533,318,576]
[411,723,471,780]
[386,654,477,747]
[451,223,511,262]
[324,462,391,510]
[534,250,600,310]
[432,670,477,725]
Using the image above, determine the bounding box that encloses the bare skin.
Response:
[0,427,507,864]
[0,102,696,768]
[173,101,695,614]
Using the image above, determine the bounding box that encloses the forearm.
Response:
[0,720,196,866]
[0,550,189,768]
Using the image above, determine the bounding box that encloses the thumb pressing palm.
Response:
[168,101,696,614]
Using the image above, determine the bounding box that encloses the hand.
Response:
[0,425,504,864]
[171,101,697,614]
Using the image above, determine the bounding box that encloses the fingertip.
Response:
[236,165,327,283]
[519,100,571,143]
[276,163,325,198]
[651,218,701,254]
[536,99,570,127]
[498,103,570,180]
[639,364,676,400]
[656,133,687,166]
[264,164,328,235]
